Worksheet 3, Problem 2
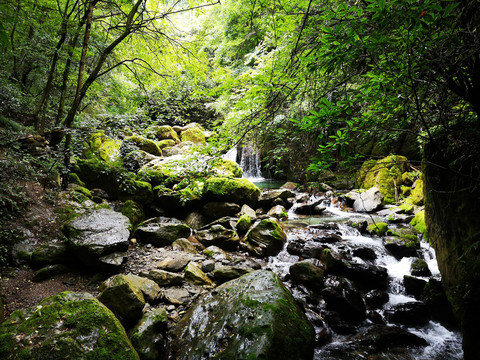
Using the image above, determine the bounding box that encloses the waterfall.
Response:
[223,144,264,180]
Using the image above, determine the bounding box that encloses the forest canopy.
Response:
[0,0,479,181]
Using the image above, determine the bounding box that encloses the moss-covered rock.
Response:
[204,177,261,206]
[211,158,243,178]
[99,139,122,162]
[157,139,176,149]
[289,260,325,290]
[184,262,214,286]
[180,127,206,144]
[123,135,162,156]
[68,172,85,187]
[357,155,409,204]
[0,291,139,360]
[410,210,427,236]
[195,224,240,250]
[31,243,69,267]
[410,258,432,277]
[405,178,424,206]
[236,214,252,233]
[121,200,145,228]
[129,309,168,360]
[368,222,388,236]
[168,270,314,360]
[145,125,180,143]
[244,218,287,257]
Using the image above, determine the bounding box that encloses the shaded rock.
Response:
[244,218,287,257]
[353,187,384,212]
[63,208,130,270]
[410,257,432,276]
[421,279,456,325]
[240,204,257,221]
[202,202,240,221]
[135,219,191,247]
[295,199,326,215]
[384,236,419,259]
[33,264,70,282]
[121,200,145,228]
[199,216,237,231]
[352,247,377,261]
[289,260,325,290]
[236,214,252,233]
[169,270,314,360]
[213,265,253,284]
[0,292,139,360]
[351,324,428,349]
[184,262,214,286]
[141,269,184,286]
[319,249,344,273]
[98,274,146,327]
[31,243,69,267]
[259,189,296,208]
[97,251,127,272]
[195,224,240,250]
[404,275,427,298]
[201,259,215,273]
[321,282,366,324]
[385,301,430,326]
[129,308,168,360]
[343,262,389,290]
[157,254,192,272]
[287,239,326,259]
[365,289,390,309]
[184,211,208,230]
[172,238,201,254]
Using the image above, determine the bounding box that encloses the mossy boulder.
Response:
[236,214,252,233]
[121,200,145,228]
[31,243,69,267]
[204,177,261,206]
[410,258,432,277]
[180,126,206,144]
[0,291,139,360]
[289,260,325,290]
[410,210,427,236]
[405,178,424,206]
[99,139,122,162]
[123,135,162,156]
[244,218,287,257]
[145,125,180,143]
[184,262,214,286]
[129,309,168,360]
[168,270,314,360]
[211,158,243,178]
[157,139,176,149]
[195,224,240,250]
[357,155,409,204]
[383,236,420,259]
[368,222,388,236]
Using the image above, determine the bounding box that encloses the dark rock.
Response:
[202,202,241,221]
[421,278,456,325]
[168,270,314,360]
[321,285,366,324]
[289,260,325,290]
[404,275,427,298]
[213,265,253,284]
[258,189,296,208]
[295,199,326,215]
[33,264,70,282]
[0,292,139,360]
[244,218,287,257]
[287,239,326,259]
[319,249,345,273]
[201,259,215,273]
[351,324,428,348]
[129,308,168,360]
[410,257,432,276]
[313,231,343,243]
[352,247,377,261]
[385,301,430,326]
[31,243,69,267]
[135,219,191,247]
[343,262,389,290]
[184,211,208,230]
[195,224,240,250]
[365,289,390,309]
[383,236,419,259]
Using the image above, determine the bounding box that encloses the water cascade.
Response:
[239,144,264,180]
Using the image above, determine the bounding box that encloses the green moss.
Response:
[236,214,252,233]
[157,139,176,149]
[204,177,260,206]
[68,173,85,187]
[181,127,206,144]
[72,186,92,198]
[368,222,388,236]
[121,200,144,228]
[410,210,427,235]
[124,135,162,156]
[145,125,180,143]
[405,178,424,206]
[395,203,414,214]
[211,158,243,178]
[99,139,122,162]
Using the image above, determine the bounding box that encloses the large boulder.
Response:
[244,218,287,257]
[169,270,314,359]
[129,308,168,360]
[195,224,240,250]
[202,202,241,221]
[144,125,180,143]
[123,134,162,156]
[63,208,130,271]
[289,260,325,290]
[134,219,191,247]
[203,177,261,206]
[0,292,139,360]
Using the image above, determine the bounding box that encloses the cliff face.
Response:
[424,138,480,360]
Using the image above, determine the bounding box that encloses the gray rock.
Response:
[202,202,241,221]
[213,265,253,284]
[195,224,240,250]
[184,211,208,230]
[172,238,201,254]
[353,187,384,212]
[157,254,192,272]
[184,262,214,286]
[240,204,257,221]
[31,243,69,267]
[244,218,287,257]
[63,209,130,270]
[203,246,230,261]
[267,205,288,220]
[169,270,314,360]
[164,287,191,305]
[33,264,69,282]
[141,268,184,286]
[201,259,215,273]
[135,219,191,247]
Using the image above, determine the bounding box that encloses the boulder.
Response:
[33,264,70,282]
[267,205,288,220]
[135,219,191,247]
[289,260,325,290]
[213,265,253,284]
[157,254,192,272]
[368,222,388,236]
[180,126,206,144]
[410,257,432,276]
[343,262,389,290]
[383,236,419,259]
[0,292,139,360]
[98,274,148,327]
[202,201,241,221]
[385,301,430,326]
[168,270,314,360]
[287,239,326,259]
[353,187,384,212]
[123,134,162,156]
[184,211,208,230]
[145,125,180,143]
[164,288,191,305]
[240,204,257,221]
[129,308,168,360]
[195,224,240,250]
[352,247,377,261]
[210,158,243,178]
[30,242,69,267]
[203,246,230,261]
[244,218,287,257]
[203,177,261,206]
[403,275,427,298]
[236,214,252,233]
[63,208,130,271]
[321,286,366,324]
[121,200,145,228]
[259,189,296,208]
[294,199,326,215]
[364,289,390,309]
